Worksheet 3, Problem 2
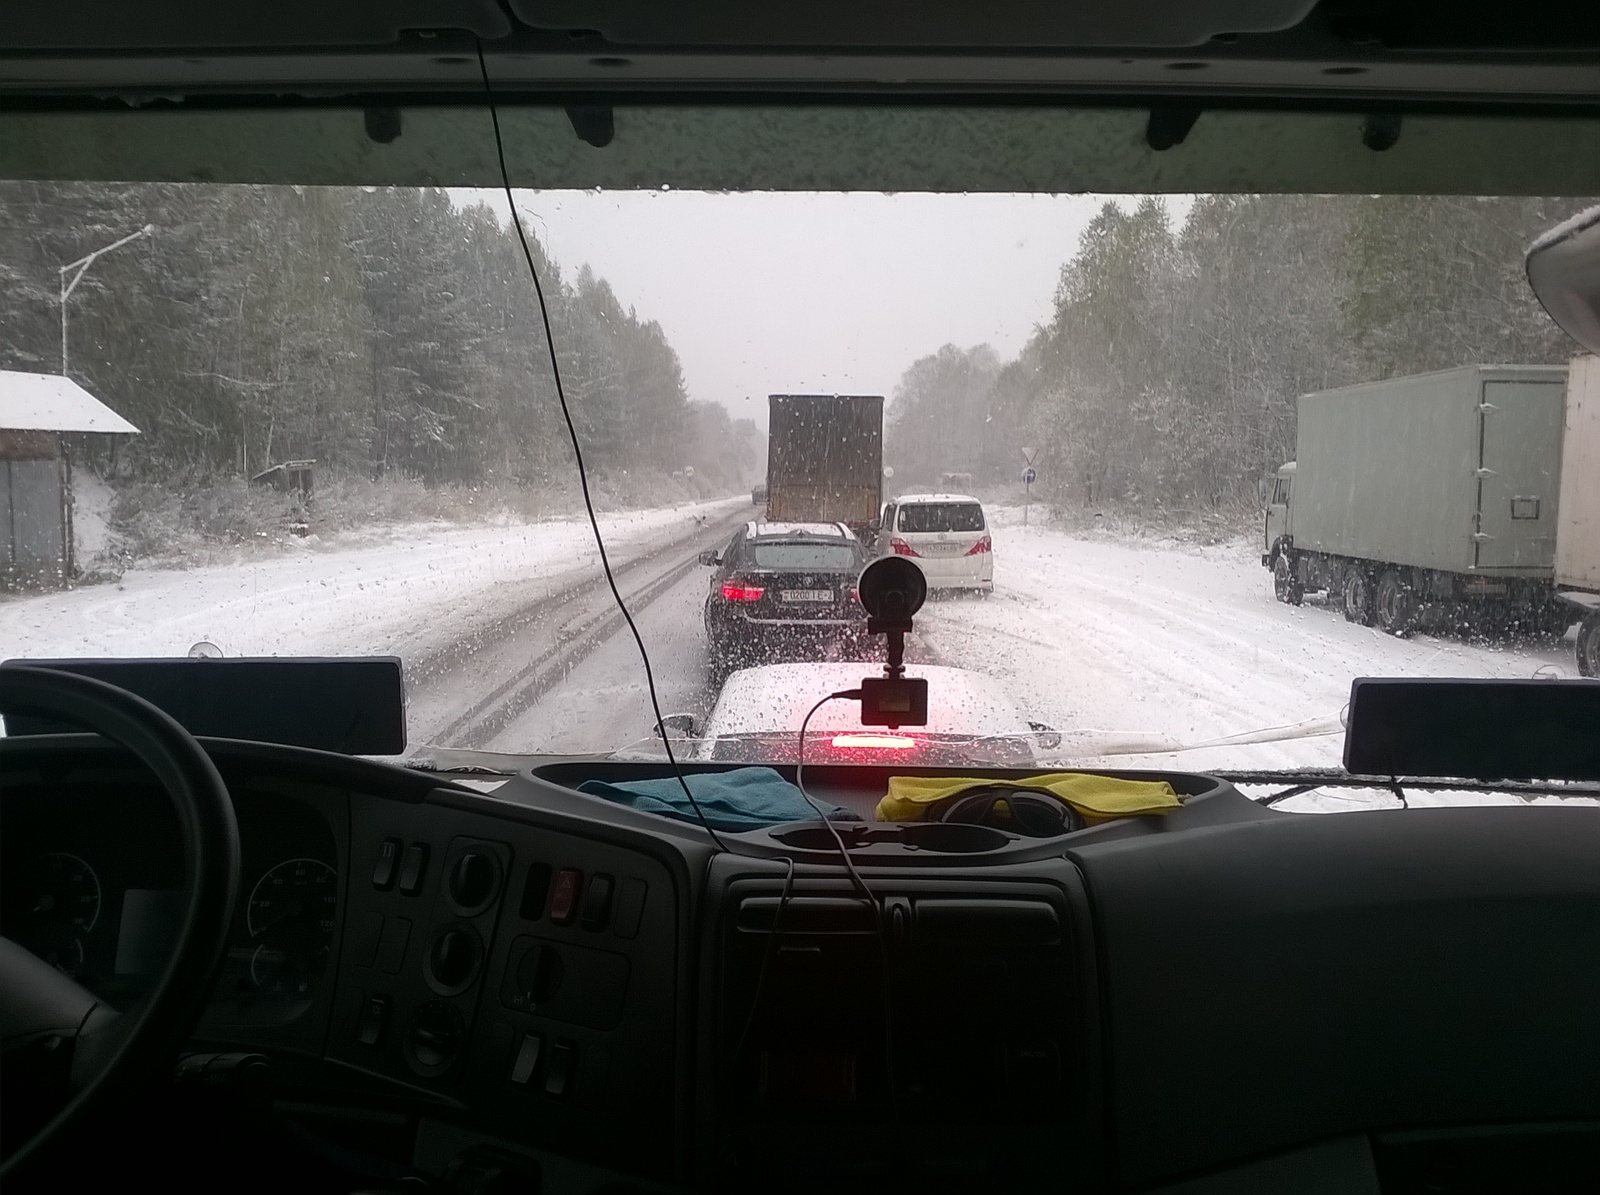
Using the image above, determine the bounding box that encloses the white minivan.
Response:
[875,493,993,593]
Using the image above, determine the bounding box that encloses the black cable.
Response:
[731,853,795,1077]
[475,42,730,855]
[792,690,900,1125]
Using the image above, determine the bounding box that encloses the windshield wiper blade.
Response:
[404,759,516,776]
[1216,767,1600,806]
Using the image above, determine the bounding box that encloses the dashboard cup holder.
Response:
[771,822,1010,854]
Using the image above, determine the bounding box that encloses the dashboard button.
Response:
[357,994,389,1047]
[449,851,500,912]
[351,911,384,968]
[397,844,429,895]
[372,839,401,890]
[376,917,412,975]
[520,863,553,921]
[580,874,614,930]
[408,1002,464,1073]
[544,1040,576,1098]
[510,1032,543,1086]
[613,878,647,940]
[549,869,582,925]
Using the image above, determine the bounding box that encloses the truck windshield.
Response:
[0,184,1591,810]
[900,504,986,533]
[750,543,858,570]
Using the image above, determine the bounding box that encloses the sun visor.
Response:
[1345,677,1600,781]
[1527,205,1600,355]
[0,656,406,755]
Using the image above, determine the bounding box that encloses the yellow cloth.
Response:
[877,772,1181,825]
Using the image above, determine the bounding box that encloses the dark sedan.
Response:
[700,520,869,678]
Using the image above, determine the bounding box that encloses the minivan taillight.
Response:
[965,535,992,556]
[721,580,765,602]
[890,537,919,557]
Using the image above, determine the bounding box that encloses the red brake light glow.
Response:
[889,537,919,557]
[720,580,765,602]
[965,535,992,555]
[831,733,917,750]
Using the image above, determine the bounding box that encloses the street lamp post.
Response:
[55,222,154,580]
[59,222,155,378]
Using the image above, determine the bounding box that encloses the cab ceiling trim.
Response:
[2,105,1600,192]
[0,50,1598,102]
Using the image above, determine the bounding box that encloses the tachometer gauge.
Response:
[11,852,100,977]
[246,858,336,997]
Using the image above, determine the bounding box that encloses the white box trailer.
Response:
[1554,354,1600,673]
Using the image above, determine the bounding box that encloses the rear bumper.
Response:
[913,556,994,588]
[707,611,869,658]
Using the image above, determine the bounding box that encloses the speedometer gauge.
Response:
[246,858,336,997]
[10,852,101,977]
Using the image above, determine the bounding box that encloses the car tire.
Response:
[1272,554,1302,606]
[1374,568,1418,636]
[1577,612,1600,678]
[1342,567,1375,626]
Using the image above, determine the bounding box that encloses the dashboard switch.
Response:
[613,878,647,940]
[549,869,582,925]
[397,843,429,895]
[510,1032,543,1086]
[372,838,401,890]
[544,1040,576,1098]
[376,917,412,975]
[357,994,390,1047]
[351,911,384,968]
[520,863,553,921]
[580,873,614,930]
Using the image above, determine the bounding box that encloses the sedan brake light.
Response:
[965,535,992,556]
[720,580,765,602]
[889,537,919,557]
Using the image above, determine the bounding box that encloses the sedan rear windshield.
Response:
[899,503,985,533]
[749,542,859,571]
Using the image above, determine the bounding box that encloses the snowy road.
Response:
[914,507,1572,774]
[5,499,1577,791]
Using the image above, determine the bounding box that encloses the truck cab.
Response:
[1263,462,1298,601]
[1263,462,1295,562]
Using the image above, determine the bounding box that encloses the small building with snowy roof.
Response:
[1,371,138,588]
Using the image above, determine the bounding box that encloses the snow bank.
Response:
[1,498,743,664]
[916,516,1572,790]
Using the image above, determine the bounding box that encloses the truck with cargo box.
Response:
[765,394,884,530]
[1263,364,1569,635]
[1554,355,1600,673]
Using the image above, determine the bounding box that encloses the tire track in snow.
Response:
[915,519,1569,770]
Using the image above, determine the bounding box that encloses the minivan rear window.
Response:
[898,503,985,533]
[750,543,859,571]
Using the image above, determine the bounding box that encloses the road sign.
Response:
[1021,446,1038,465]
[1022,466,1037,485]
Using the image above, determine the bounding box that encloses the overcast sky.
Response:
[451,190,1191,427]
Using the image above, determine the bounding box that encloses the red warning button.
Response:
[548,869,583,925]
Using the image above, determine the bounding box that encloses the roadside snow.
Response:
[916,505,1573,791]
[1,498,743,664]
[71,470,116,561]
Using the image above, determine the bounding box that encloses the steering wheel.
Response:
[0,666,239,1181]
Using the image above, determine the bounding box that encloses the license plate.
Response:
[920,543,966,557]
[780,589,834,603]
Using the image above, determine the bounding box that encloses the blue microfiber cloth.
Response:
[578,766,858,832]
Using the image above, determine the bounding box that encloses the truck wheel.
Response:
[1577,613,1600,678]
[1342,568,1375,626]
[1272,555,1303,605]
[1374,569,1418,636]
